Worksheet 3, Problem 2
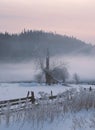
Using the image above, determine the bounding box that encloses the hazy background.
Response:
[0,56,95,82]
[0,0,95,82]
[0,0,95,44]
[0,31,95,82]
[66,56,95,81]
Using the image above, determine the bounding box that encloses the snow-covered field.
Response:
[1,109,95,130]
[0,82,71,100]
[0,82,95,130]
[0,82,94,100]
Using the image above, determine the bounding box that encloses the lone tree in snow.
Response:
[35,49,69,85]
[45,48,52,85]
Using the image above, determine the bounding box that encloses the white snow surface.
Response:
[0,83,95,130]
[0,83,69,100]
[0,82,94,100]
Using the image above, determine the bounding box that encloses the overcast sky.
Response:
[0,0,95,44]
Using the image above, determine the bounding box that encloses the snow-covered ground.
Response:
[0,82,71,100]
[0,82,95,130]
[0,107,95,130]
[0,82,94,100]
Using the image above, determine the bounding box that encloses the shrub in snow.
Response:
[38,91,50,99]
[73,73,80,84]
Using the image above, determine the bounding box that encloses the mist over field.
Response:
[48,56,95,81]
[0,61,36,82]
[65,56,95,81]
[0,56,95,82]
[0,31,95,82]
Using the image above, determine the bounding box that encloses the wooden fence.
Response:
[0,91,57,115]
[0,87,93,115]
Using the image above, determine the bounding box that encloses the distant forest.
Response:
[0,30,95,62]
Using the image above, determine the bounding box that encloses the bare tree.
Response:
[35,49,69,85]
[45,48,52,85]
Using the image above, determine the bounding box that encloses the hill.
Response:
[0,30,94,62]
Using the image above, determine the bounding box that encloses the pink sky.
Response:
[0,0,95,44]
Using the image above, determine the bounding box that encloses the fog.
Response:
[51,56,95,81]
[0,62,37,82]
[0,56,95,82]
[66,56,95,81]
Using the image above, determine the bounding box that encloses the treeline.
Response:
[0,30,94,62]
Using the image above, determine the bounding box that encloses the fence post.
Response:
[51,90,53,97]
[31,91,35,104]
[27,91,30,98]
[89,86,92,91]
